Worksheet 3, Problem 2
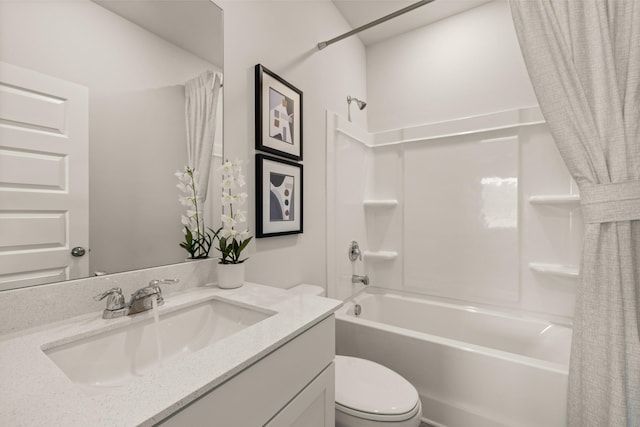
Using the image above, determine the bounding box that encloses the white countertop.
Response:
[0,282,342,426]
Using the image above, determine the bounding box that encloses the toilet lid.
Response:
[335,355,419,416]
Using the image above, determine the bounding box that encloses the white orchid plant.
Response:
[217,159,252,264]
[176,167,217,259]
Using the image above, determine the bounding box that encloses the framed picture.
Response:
[255,64,303,160]
[256,154,303,238]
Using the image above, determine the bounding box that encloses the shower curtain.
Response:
[185,70,222,220]
[509,1,640,425]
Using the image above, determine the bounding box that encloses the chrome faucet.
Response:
[94,279,179,319]
[129,278,179,315]
[94,287,129,319]
[352,274,369,286]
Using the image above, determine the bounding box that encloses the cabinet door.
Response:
[266,362,335,427]
[158,316,335,426]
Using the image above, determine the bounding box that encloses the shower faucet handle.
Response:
[349,241,362,262]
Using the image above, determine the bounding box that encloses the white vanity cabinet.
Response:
[158,315,336,426]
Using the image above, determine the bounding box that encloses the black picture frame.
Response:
[256,154,303,238]
[255,64,303,161]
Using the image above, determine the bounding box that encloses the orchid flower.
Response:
[216,158,252,264]
[177,166,217,259]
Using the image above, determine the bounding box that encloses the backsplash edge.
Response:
[0,259,219,336]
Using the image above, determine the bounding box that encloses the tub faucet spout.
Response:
[352,274,369,286]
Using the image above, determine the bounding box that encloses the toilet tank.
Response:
[287,284,326,297]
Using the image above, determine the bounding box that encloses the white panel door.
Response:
[0,62,88,290]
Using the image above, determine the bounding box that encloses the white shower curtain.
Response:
[509,1,640,425]
[185,70,222,216]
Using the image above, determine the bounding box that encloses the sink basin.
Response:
[43,297,273,391]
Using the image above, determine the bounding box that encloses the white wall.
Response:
[366,0,537,132]
[221,0,367,289]
[0,1,220,276]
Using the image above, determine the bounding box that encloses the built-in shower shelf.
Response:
[529,195,581,205]
[363,251,398,262]
[363,199,399,208]
[528,263,579,278]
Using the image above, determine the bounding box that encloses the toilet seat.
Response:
[336,400,421,422]
[335,355,420,422]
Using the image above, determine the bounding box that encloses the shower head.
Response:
[347,95,366,110]
[347,95,367,121]
[347,96,367,110]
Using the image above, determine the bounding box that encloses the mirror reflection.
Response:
[0,0,224,291]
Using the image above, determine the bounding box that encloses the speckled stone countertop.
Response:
[0,283,341,426]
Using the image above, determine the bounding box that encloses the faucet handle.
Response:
[94,287,122,301]
[144,279,179,298]
[94,287,126,310]
[148,278,179,287]
[349,241,362,262]
[131,279,179,302]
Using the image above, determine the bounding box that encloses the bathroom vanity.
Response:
[0,283,340,426]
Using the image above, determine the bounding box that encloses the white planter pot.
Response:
[217,262,245,289]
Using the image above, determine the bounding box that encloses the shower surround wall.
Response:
[327,108,581,320]
[327,0,580,319]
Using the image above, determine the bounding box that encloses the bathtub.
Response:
[335,287,572,427]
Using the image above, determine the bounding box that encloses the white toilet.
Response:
[287,285,422,427]
[334,355,422,427]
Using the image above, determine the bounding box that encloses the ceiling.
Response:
[94,0,223,68]
[331,0,494,46]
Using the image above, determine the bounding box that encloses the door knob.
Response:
[71,246,86,257]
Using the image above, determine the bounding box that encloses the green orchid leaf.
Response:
[237,237,252,253]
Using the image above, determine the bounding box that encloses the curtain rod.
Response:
[317,0,436,50]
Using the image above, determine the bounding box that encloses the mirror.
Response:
[0,0,223,291]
